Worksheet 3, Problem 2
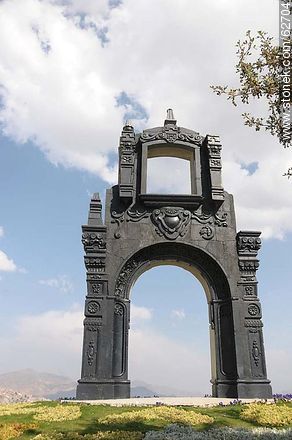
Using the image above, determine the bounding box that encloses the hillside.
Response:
[0,387,36,403]
[0,369,76,399]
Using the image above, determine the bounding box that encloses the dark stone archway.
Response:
[76,111,272,399]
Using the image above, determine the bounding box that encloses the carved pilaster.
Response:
[204,135,224,205]
[118,123,136,201]
[237,231,261,280]
[80,317,103,379]
[82,193,108,299]
[112,301,129,379]
[237,231,267,378]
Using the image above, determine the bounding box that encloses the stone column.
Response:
[77,194,112,399]
[234,231,272,398]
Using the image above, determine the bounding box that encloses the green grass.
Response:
[0,401,291,439]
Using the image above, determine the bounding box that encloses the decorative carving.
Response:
[140,125,203,145]
[151,207,191,240]
[114,303,124,315]
[87,341,95,366]
[121,155,134,164]
[119,123,135,152]
[245,319,263,328]
[126,206,150,222]
[82,232,106,252]
[84,317,102,331]
[192,211,228,227]
[237,232,261,256]
[239,260,259,272]
[251,340,261,366]
[87,274,101,280]
[91,283,102,294]
[112,206,228,241]
[244,285,255,296]
[111,204,150,239]
[84,257,105,272]
[210,159,221,167]
[119,123,136,200]
[209,144,221,156]
[199,225,214,240]
[205,135,224,204]
[248,303,261,316]
[87,301,100,315]
[214,213,228,227]
[115,257,143,298]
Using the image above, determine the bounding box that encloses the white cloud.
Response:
[0,226,4,237]
[131,304,152,323]
[171,309,186,320]
[0,250,17,272]
[0,305,83,378]
[39,275,74,294]
[0,0,289,238]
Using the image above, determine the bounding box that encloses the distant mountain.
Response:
[0,369,204,400]
[0,369,76,399]
[131,385,157,398]
[131,380,203,397]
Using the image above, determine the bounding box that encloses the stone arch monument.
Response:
[76,110,272,400]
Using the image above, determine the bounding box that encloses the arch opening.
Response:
[113,242,238,397]
[128,264,212,396]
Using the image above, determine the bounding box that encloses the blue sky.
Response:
[0,0,291,395]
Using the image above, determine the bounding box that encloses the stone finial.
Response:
[164,108,176,126]
[88,192,103,225]
[124,120,133,128]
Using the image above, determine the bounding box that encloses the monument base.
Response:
[76,380,130,400]
[212,380,272,399]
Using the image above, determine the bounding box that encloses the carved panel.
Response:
[204,135,224,204]
[199,225,214,240]
[115,257,144,298]
[90,282,103,295]
[237,231,261,256]
[84,317,102,331]
[192,211,228,227]
[247,303,261,317]
[84,257,106,273]
[111,204,150,239]
[87,274,102,281]
[114,303,124,315]
[245,319,263,328]
[151,207,191,239]
[87,341,95,366]
[140,125,202,145]
[217,303,237,378]
[86,301,101,316]
[244,285,256,297]
[82,232,106,252]
[248,330,265,377]
[112,302,126,377]
[119,123,136,200]
[238,260,259,272]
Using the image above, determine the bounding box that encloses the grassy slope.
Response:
[1,401,291,439]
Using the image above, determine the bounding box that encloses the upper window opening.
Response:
[147,156,192,194]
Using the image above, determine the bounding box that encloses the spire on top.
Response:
[164,108,177,126]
